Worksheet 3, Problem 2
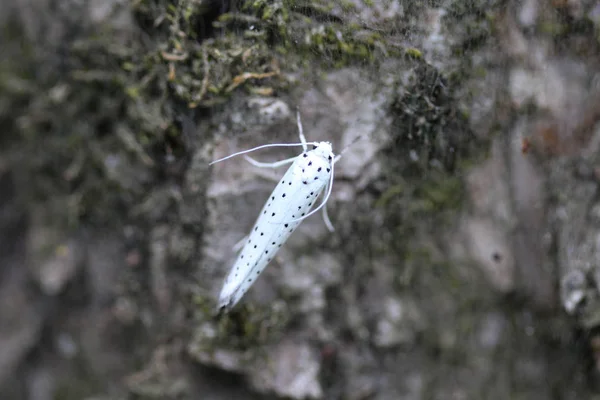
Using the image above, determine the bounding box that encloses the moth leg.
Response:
[321,204,335,232]
[244,155,296,168]
[233,234,249,252]
[319,180,335,232]
[297,111,308,151]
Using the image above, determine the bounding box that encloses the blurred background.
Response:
[1,0,600,399]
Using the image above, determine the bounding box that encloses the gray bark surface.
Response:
[1,0,599,399]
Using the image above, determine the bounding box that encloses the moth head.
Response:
[312,141,334,162]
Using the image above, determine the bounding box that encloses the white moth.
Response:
[210,112,341,312]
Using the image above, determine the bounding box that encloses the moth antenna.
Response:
[296,110,308,151]
[334,135,364,164]
[210,142,318,165]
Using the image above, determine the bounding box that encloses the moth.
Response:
[211,112,341,311]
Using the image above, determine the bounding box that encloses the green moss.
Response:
[446,0,498,58]
[1,28,165,226]
[126,0,403,112]
[375,184,405,209]
[53,383,98,400]
[405,47,423,59]
[410,172,463,214]
[188,291,290,355]
[366,56,489,293]
[340,0,357,12]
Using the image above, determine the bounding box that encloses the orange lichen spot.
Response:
[521,137,532,154]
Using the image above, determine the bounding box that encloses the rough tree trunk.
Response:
[1,0,599,399]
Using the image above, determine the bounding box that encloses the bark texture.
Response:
[1,0,600,399]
